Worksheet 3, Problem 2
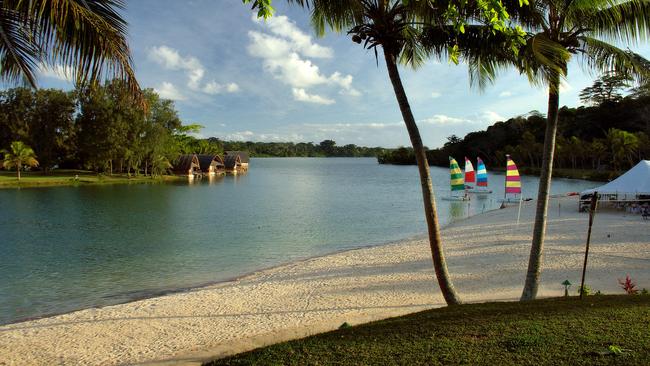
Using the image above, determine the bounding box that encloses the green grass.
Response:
[0,169,184,189]
[206,295,650,366]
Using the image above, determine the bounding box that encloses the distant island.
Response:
[379,87,650,182]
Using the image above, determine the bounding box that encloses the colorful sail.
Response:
[450,157,465,191]
[464,157,475,185]
[505,155,522,194]
[476,157,488,187]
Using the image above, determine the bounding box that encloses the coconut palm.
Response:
[284,0,523,305]
[501,0,650,301]
[2,141,39,180]
[0,0,138,93]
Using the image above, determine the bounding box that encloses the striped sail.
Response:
[505,155,522,194]
[476,157,488,187]
[464,157,475,185]
[449,157,465,191]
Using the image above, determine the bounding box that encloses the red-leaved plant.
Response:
[618,275,638,295]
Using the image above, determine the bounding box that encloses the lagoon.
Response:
[0,158,597,325]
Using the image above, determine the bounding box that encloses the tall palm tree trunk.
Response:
[17,165,21,180]
[384,51,461,305]
[521,71,561,301]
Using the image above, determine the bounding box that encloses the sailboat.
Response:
[464,157,475,189]
[499,154,522,203]
[466,157,493,194]
[442,157,470,201]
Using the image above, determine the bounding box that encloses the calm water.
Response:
[0,158,598,324]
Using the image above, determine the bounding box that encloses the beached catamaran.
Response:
[466,157,492,194]
[443,157,470,201]
[464,157,475,189]
[501,154,522,203]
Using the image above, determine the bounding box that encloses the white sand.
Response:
[1,196,648,365]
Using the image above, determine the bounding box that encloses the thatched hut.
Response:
[223,154,241,172]
[225,151,249,169]
[173,154,200,176]
[197,154,225,175]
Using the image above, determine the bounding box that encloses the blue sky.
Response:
[32,1,650,148]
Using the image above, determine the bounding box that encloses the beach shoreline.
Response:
[1,195,648,365]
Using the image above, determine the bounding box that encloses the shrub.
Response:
[618,275,638,295]
[578,285,591,296]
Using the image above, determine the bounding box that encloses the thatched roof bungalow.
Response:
[173,154,200,176]
[225,151,249,169]
[197,154,224,174]
[223,154,242,172]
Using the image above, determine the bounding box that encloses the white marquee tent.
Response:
[581,160,650,200]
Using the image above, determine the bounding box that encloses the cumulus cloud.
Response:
[499,91,512,98]
[431,91,441,98]
[292,88,335,105]
[155,82,186,101]
[148,45,239,95]
[38,64,74,82]
[248,14,360,104]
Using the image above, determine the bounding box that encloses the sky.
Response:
[28,1,650,149]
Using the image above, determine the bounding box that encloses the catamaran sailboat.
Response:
[442,157,470,201]
[466,157,492,194]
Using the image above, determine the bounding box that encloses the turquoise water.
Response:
[0,158,597,324]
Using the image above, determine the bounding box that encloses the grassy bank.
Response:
[207,295,650,366]
[0,170,185,189]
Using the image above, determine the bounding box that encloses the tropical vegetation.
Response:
[1,141,39,180]
[0,0,138,93]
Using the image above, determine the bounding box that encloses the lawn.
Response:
[0,169,184,188]
[206,295,650,366]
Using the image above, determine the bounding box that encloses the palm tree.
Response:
[0,0,139,94]
[507,0,650,301]
[2,141,39,180]
[284,0,520,305]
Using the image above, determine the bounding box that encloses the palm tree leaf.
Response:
[577,0,650,45]
[2,0,140,97]
[579,36,650,83]
[0,7,40,86]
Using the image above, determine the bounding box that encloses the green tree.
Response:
[2,141,39,180]
[579,72,632,106]
[30,89,76,172]
[513,0,650,301]
[0,0,139,93]
[606,128,639,171]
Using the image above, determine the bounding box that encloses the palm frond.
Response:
[576,0,650,45]
[1,0,140,97]
[0,6,40,86]
[579,36,650,83]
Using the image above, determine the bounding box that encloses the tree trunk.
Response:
[17,165,20,181]
[384,50,461,305]
[521,72,561,301]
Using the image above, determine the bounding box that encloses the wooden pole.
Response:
[579,192,599,300]
[516,196,523,225]
[504,154,509,201]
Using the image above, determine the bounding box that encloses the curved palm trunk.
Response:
[17,165,21,180]
[384,51,461,305]
[521,72,561,301]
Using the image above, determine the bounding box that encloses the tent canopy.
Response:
[581,160,650,197]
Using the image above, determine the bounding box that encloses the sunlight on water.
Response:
[0,158,598,324]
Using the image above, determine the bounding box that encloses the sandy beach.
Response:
[1,196,648,365]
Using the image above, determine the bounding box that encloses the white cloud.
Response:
[248,14,360,105]
[155,82,186,101]
[148,45,239,95]
[499,91,512,98]
[253,15,333,58]
[225,130,255,141]
[38,64,74,82]
[431,91,441,98]
[560,79,572,93]
[292,88,335,105]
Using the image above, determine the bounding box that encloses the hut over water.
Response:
[223,154,242,172]
[197,154,224,175]
[225,151,249,169]
[173,154,200,176]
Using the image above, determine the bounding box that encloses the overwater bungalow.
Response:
[172,154,200,176]
[223,154,242,173]
[197,154,225,175]
[225,151,249,170]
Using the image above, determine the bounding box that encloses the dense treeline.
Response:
[0,82,385,175]
[379,86,650,178]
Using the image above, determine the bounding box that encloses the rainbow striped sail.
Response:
[464,157,475,187]
[476,157,488,187]
[450,157,465,191]
[505,155,522,194]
